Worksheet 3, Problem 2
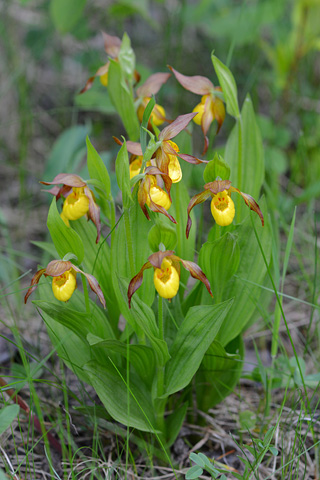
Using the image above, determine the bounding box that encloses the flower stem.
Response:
[156,295,166,433]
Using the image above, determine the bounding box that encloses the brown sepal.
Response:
[136,72,171,98]
[148,250,175,269]
[204,180,232,195]
[230,187,265,226]
[113,137,143,156]
[24,268,46,304]
[149,199,177,225]
[186,190,212,239]
[127,261,152,308]
[45,260,73,277]
[40,173,86,188]
[159,113,197,141]
[201,95,214,155]
[168,66,214,95]
[102,32,122,58]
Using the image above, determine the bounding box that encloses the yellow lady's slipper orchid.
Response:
[127,250,213,308]
[129,156,151,179]
[210,190,235,226]
[137,97,166,127]
[169,66,226,154]
[166,141,182,183]
[186,180,264,238]
[52,268,77,302]
[153,257,180,299]
[41,173,101,243]
[62,187,90,221]
[24,260,106,308]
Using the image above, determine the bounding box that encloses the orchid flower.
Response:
[186,180,264,238]
[41,174,101,243]
[127,250,213,307]
[136,72,171,127]
[24,260,106,307]
[169,66,226,155]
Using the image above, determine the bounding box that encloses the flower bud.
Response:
[52,269,77,302]
[153,258,180,299]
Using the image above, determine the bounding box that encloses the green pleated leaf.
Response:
[118,33,135,79]
[50,0,86,33]
[87,334,155,386]
[0,405,19,435]
[86,136,112,201]
[225,94,264,223]
[47,198,84,264]
[216,198,271,346]
[115,140,133,209]
[108,59,140,141]
[196,336,243,411]
[84,360,157,432]
[199,232,240,303]
[211,55,240,119]
[163,300,233,398]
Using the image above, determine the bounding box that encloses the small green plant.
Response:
[185,452,228,480]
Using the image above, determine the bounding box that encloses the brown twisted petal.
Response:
[179,259,213,297]
[136,72,171,98]
[127,261,152,308]
[186,190,212,239]
[159,113,197,141]
[40,173,86,188]
[24,268,46,304]
[138,177,151,220]
[204,180,232,195]
[148,197,177,224]
[83,272,106,308]
[162,138,206,164]
[79,62,110,94]
[168,66,214,95]
[229,187,264,227]
[201,95,214,155]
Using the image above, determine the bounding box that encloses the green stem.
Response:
[236,116,243,223]
[81,274,90,314]
[156,296,166,433]
[124,207,135,277]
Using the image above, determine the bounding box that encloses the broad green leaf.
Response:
[87,334,155,386]
[186,465,203,480]
[0,405,19,435]
[225,94,264,223]
[163,300,233,397]
[199,232,240,303]
[195,336,243,411]
[115,140,132,209]
[216,198,271,346]
[148,221,177,252]
[108,59,140,140]
[112,200,154,307]
[50,0,86,33]
[211,55,240,119]
[47,198,84,264]
[203,153,230,182]
[44,125,90,180]
[84,360,157,432]
[118,33,135,79]
[86,136,111,201]
[116,277,170,366]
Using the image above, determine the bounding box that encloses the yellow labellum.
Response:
[147,185,171,210]
[154,258,180,299]
[62,187,89,221]
[129,157,151,179]
[137,97,166,126]
[52,269,77,302]
[99,71,109,87]
[210,190,235,226]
